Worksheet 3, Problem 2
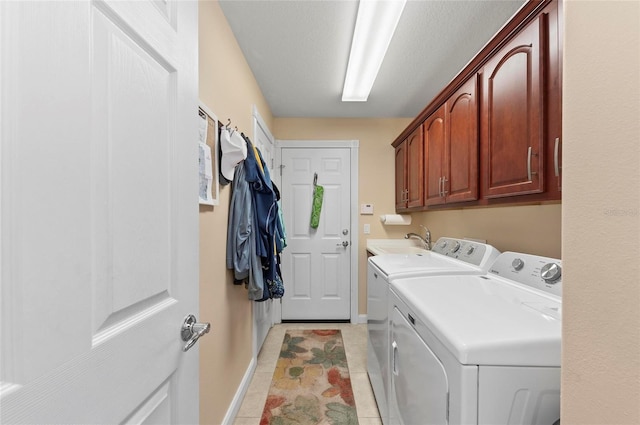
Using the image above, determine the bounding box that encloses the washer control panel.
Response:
[488,252,562,297]
[431,237,499,267]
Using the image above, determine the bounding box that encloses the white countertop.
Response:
[366,239,428,255]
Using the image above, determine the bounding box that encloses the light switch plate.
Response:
[363,224,371,234]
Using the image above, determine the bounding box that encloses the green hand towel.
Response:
[310,185,324,229]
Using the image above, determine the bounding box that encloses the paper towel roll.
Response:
[379,214,412,225]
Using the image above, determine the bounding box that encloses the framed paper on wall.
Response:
[198,102,219,206]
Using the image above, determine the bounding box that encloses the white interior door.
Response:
[0,1,200,423]
[252,106,275,355]
[280,147,352,320]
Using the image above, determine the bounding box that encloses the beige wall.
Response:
[562,1,640,423]
[412,204,561,258]
[199,1,274,423]
[273,118,412,314]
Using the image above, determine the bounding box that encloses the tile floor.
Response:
[233,323,382,425]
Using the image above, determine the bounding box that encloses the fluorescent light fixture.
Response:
[342,0,407,102]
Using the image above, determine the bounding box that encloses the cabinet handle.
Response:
[442,176,448,196]
[438,177,442,197]
[554,137,561,177]
[527,147,538,181]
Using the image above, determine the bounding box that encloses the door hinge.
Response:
[279,164,285,176]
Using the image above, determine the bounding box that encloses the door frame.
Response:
[274,140,359,324]
[251,105,276,359]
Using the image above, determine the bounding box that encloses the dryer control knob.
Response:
[466,246,475,255]
[450,241,461,253]
[541,263,562,283]
[512,258,525,271]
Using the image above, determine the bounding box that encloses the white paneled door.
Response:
[0,1,200,424]
[281,147,352,320]
[252,107,275,355]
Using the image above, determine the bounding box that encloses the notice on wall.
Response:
[198,104,219,206]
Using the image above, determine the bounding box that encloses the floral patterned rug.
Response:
[260,329,359,425]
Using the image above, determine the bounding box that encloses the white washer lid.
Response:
[368,252,482,278]
[391,274,562,367]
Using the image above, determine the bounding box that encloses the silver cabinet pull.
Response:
[554,137,561,177]
[442,176,448,196]
[181,314,210,352]
[527,147,538,181]
[527,146,532,181]
[438,176,443,197]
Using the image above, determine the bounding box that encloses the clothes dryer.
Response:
[388,252,562,425]
[367,238,499,425]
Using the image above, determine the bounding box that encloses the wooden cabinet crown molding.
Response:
[392,0,554,149]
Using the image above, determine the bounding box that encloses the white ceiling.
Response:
[219,0,526,118]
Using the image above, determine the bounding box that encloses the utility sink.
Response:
[366,239,428,256]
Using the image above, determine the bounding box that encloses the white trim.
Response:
[275,140,360,323]
[251,106,276,357]
[252,105,274,143]
[221,356,257,425]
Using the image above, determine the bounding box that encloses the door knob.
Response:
[181,314,211,352]
[336,240,349,247]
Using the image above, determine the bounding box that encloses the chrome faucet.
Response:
[405,225,431,250]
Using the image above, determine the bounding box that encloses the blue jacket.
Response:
[226,161,264,300]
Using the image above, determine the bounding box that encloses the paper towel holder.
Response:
[380,214,412,225]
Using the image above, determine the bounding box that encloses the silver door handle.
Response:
[442,176,448,196]
[181,314,210,352]
[392,340,399,376]
[336,241,349,247]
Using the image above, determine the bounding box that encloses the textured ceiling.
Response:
[219,0,526,118]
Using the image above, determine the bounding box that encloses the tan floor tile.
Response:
[233,417,261,425]
[235,371,273,418]
[234,323,381,423]
[357,417,383,425]
[351,372,380,418]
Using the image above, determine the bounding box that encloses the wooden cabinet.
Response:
[392,0,561,209]
[481,14,546,198]
[425,78,479,206]
[395,142,407,210]
[395,126,424,211]
[424,106,446,205]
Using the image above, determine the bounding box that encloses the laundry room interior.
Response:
[197,1,639,424]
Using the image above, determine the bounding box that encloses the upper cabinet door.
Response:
[395,141,408,210]
[424,106,446,206]
[445,77,479,203]
[406,126,424,208]
[481,14,546,198]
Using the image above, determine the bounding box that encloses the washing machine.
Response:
[367,237,500,425]
[388,252,562,425]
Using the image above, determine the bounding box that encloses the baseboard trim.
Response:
[222,355,257,425]
[358,314,367,324]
